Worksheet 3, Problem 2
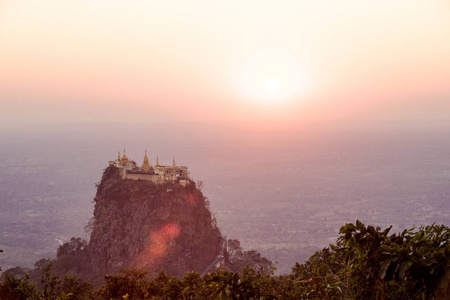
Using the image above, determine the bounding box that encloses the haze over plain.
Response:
[1,0,450,274]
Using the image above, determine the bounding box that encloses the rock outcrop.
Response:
[87,166,224,278]
[51,165,271,285]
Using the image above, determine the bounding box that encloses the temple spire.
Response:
[121,148,129,163]
[172,158,176,168]
[141,150,151,171]
[155,156,160,166]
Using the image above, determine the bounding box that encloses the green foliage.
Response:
[0,274,41,300]
[0,266,93,300]
[41,263,62,299]
[94,266,286,299]
[53,237,90,276]
[338,220,450,299]
[180,272,204,299]
[2,266,29,279]
[13,262,94,300]
[227,239,273,273]
[288,246,353,299]
[57,238,87,258]
[207,268,263,299]
[95,268,184,299]
[3,222,450,299]
[59,275,94,300]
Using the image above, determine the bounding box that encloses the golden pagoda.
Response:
[108,150,190,186]
[121,148,129,164]
[141,150,152,171]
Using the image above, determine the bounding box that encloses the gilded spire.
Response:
[117,151,121,161]
[172,158,176,168]
[155,156,160,167]
[122,148,129,162]
[120,148,128,164]
[141,150,151,171]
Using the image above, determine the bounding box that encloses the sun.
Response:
[264,77,281,93]
[236,48,311,104]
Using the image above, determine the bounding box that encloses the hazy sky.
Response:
[1,0,449,126]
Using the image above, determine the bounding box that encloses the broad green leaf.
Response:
[399,261,412,279]
[379,260,391,279]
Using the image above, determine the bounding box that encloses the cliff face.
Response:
[87,166,224,278]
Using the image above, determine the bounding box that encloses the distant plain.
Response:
[1,121,450,274]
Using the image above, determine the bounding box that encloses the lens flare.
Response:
[187,193,198,205]
[162,223,181,238]
[147,222,182,257]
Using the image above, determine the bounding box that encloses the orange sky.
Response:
[1,0,449,126]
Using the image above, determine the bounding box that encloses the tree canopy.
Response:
[2,221,450,299]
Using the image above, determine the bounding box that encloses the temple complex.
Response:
[108,149,190,186]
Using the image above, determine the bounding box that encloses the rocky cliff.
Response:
[87,166,224,278]
[49,165,271,284]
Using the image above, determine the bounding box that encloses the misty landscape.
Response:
[1,1,450,298]
[2,121,450,274]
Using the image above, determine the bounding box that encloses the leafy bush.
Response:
[339,221,450,299]
[2,222,450,299]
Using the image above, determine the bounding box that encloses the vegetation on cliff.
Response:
[2,221,450,299]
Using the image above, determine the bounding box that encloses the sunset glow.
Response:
[264,77,281,93]
[0,0,449,125]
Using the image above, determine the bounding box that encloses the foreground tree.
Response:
[226,239,273,273]
[3,221,450,299]
[338,220,450,299]
[0,274,40,300]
